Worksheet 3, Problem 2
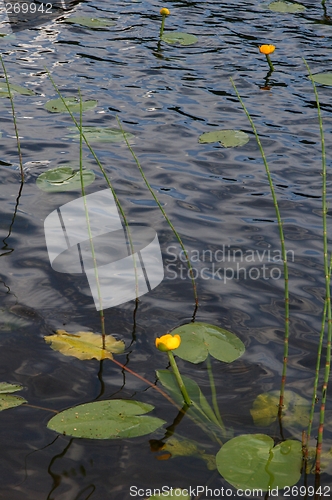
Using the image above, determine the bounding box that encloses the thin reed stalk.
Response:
[206,355,225,430]
[304,59,332,474]
[0,55,24,182]
[230,78,290,414]
[46,69,140,301]
[116,116,199,306]
[77,90,106,343]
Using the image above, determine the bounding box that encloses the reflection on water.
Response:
[0,0,332,497]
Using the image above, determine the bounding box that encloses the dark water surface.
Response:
[1,0,332,498]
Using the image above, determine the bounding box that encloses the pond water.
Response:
[1,0,332,498]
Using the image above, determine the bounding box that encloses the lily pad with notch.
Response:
[44,97,97,113]
[64,16,116,28]
[268,1,306,12]
[36,166,95,192]
[199,130,249,148]
[161,32,198,46]
[310,73,332,86]
[0,83,35,98]
[171,322,245,364]
[216,434,302,490]
[66,126,134,143]
[47,400,166,439]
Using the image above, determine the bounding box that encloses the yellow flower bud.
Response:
[160,7,170,16]
[259,45,276,55]
[155,333,181,352]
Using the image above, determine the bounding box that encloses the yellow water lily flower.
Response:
[259,44,276,55]
[160,7,170,16]
[155,333,181,351]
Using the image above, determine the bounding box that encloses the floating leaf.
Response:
[0,394,27,412]
[310,73,332,86]
[250,390,309,429]
[268,1,306,12]
[216,434,302,490]
[0,83,35,98]
[64,16,116,28]
[44,97,97,113]
[44,330,125,361]
[0,382,23,394]
[171,322,245,364]
[199,130,249,148]
[66,126,134,143]
[148,489,191,500]
[47,400,166,439]
[161,32,198,46]
[36,166,95,192]
[0,383,26,412]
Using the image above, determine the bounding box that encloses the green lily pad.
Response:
[171,322,245,364]
[148,490,190,500]
[0,83,35,98]
[0,394,27,412]
[44,97,97,113]
[0,383,26,412]
[199,130,249,148]
[161,32,198,46]
[310,73,332,86]
[0,382,23,394]
[47,400,166,439]
[250,390,309,429]
[36,166,95,192]
[216,434,302,490]
[268,1,306,12]
[66,126,134,143]
[64,16,116,28]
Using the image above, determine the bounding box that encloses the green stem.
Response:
[46,70,140,301]
[159,15,166,38]
[304,59,332,474]
[77,90,106,343]
[116,116,199,306]
[206,355,225,430]
[0,55,24,182]
[265,54,274,72]
[230,78,289,415]
[167,351,191,406]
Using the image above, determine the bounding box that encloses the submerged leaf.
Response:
[161,32,198,46]
[216,434,302,490]
[66,126,134,143]
[44,330,125,361]
[310,73,332,86]
[36,166,95,192]
[171,322,245,363]
[64,16,116,28]
[250,390,309,428]
[154,436,216,470]
[47,400,166,439]
[44,97,97,113]
[268,1,306,12]
[199,130,249,148]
